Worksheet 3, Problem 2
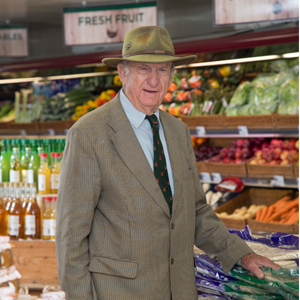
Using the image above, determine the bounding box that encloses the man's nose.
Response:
[147,69,159,86]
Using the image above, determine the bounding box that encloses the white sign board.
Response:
[0,25,28,57]
[63,2,157,46]
[214,0,299,25]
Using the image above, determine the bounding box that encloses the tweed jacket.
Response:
[56,94,252,300]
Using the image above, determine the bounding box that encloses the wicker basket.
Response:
[247,219,299,234]
[180,115,225,130]
[8,122,39,132]
[223,115,275,129]
[246,158,295,179]
[214,188,296,230]
[293,163,299,178]
[274,114,299,129]
[203,159,247,177]
[39,121,70,133]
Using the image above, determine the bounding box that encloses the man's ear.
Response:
[117,64,127,85]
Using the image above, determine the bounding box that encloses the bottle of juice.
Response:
[19,182,25,204]
[42,197,52,240]
[24,183,40,239]
[38,153,51,194]
[22,183,30,212]
[7,182,24,239]
[27,141,38,184]
[50,197,56,240]
[21,147,31,183]
[2,182,9,207]
[0,140,10,182]
[10,147,21,183]
[51,153,61,194]
[0,183,6,236]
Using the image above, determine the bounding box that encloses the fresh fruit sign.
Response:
[63,2,157,46]
[214,0,299,25]
[0,25,28,57]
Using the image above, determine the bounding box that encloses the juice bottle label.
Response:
[43,219,51,236]
[25,215,36,235]
[22,170,28,183]
[0,169,2,182]
[27,170,34,183]
[50,219,56,237]
[51,174,60,190]
[10,170,20,183]
[38,174,46,191]
[8,215,19,236]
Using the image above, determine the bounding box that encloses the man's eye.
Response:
[158,69,168,75]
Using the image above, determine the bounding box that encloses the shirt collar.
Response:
[119,88,160,129]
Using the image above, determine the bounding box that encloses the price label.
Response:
[48,129,55,136]
[212,173,222,183]
[196,126,206,137]
[273,175,285,187]
[20,130,27,137]
[201,172,211,183]
[238,126,249,136]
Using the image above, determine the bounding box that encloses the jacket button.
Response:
[171,223,175,229]
[171,258,174,265]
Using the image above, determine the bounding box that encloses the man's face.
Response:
[118,61,173,115]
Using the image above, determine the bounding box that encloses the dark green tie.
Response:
[145,114,173,216]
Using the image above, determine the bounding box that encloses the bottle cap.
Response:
[25,147,31,151]
[3,182,9,187]
[19,182,24,187]
[53,197,57,202]
[50,153,55,157]
[25,183,30,187]
[54,153,61,158]
[13,183,19,188]
[30,182,36,187]
[45,197,52,201]
[8,183,13,187]
[40,153,47,158]
[0,183,3,188]
[12,147,19,151]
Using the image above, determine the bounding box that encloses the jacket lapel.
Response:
[109,95,171,218]
[160,113,183,215]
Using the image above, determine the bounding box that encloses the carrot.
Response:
[259,207,268,222]
[255,208,262,221]
[282,207,298,222]
[285,212,299,224]
[273,196,292,208]
[268,198,299,221]
[263,205,275,222]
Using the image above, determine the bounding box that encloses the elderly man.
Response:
[56,26,278,300]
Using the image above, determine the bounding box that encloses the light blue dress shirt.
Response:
[119,89,175,196]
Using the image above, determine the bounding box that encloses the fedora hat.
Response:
[102,26,196,68]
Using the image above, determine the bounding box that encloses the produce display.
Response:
[216,204,265,220]
[226,60,299,116]
[249,138,299,166]
[199,138,299,166]
[255,196,299,224]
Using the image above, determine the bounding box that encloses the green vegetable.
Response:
[229,81,253,107]
[278,100,299,115]
[279,77,299,103]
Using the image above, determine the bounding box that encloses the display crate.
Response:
[214,188,296,230]
[293,163,299,178]
[202,160,247,177]
[223,115,275,129]
[246,158,295,179]
[8,122,39,132]
[274,114,299,129]
[180,115,225,130]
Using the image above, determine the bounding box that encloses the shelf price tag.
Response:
[212,173,222,183]
[201,172,211,183]
[273,175,285,187]
[196,126,206,137]
[238,126,249,136]
[48,129,55,136]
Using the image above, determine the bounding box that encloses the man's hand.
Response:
[241,253,280,279]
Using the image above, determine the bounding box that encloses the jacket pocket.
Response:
[89,255,138,279]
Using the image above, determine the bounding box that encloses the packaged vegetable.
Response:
[279,77,299,104]
[228,82,253,107]
[277,100,299,115]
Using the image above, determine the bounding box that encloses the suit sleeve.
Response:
[185,127,253,273]
[56,124,101,300]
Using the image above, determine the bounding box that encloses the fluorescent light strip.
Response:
[281,52,299,58]
[176,55,281,69]
[0,52,298,85]
[47,71,118,80]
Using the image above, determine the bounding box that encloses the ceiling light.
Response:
[282,52,299,58]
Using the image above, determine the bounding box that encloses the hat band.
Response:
[123,50,175,58]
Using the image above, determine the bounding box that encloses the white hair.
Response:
[118,61,175,84]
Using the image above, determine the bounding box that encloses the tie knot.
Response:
[145,114,159,128]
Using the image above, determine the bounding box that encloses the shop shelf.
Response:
[223,115,275,129]
[180,115,224,130]
[274,114,299,129]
